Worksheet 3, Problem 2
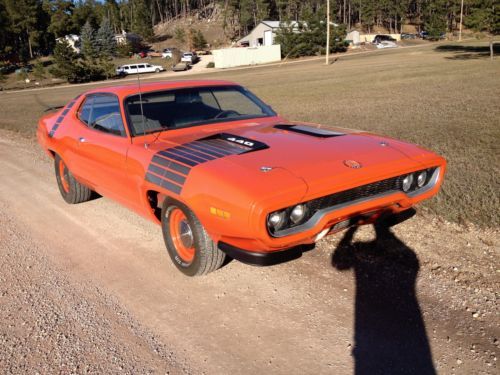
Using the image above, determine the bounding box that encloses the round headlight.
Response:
[417,171,427,188]
[290,204,307,224]
[268,211,286,231]
[402,174,414,192]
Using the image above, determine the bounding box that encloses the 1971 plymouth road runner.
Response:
[37,80,446,276]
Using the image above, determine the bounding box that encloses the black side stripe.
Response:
[148,164,186,185]
[48,95,81,138]
[145,173,182,194]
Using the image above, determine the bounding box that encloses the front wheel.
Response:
[161,200,225,276]
[155,68,160,73]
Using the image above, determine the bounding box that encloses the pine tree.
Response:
[80,20,97,58]
[466,0,499,59]
[49,38,78,80]
[3,0,40,60]
[96,17,117,57]
[47,0,74,38]
[131,0,153,40]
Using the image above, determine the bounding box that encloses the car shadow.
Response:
[435,43,499,60]
[331,216,436,375]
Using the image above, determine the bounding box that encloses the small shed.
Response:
[346,30,360,46]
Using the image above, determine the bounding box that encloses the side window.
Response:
[79,95,125,136]
[123,66,129,70]
[137,65,145,69]
[78,96,93,124]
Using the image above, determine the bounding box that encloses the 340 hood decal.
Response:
[145,133,268,194]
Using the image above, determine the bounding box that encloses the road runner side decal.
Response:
[48,95,81,138]
[145,134,268,194]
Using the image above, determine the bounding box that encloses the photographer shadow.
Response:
[332,211,436,375]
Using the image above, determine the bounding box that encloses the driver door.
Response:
[71,93,137,207]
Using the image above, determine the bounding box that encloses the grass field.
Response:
[0,41,498,227]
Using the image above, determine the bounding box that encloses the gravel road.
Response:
[0,129,498,374]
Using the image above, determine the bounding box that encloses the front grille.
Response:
[269,167,438,237]
[306,168,436,218]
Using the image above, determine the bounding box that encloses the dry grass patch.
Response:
[0,41,498,227]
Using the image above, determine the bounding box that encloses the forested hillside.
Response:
[0,0,498,62]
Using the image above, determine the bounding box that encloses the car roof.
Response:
[82,80,239,98]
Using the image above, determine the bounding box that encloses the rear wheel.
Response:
[54,154,92,204]
[155,68,160,73]
[162,200,225,276]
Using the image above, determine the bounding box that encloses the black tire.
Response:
[161,199,225,276]
[155,68,160,73]
[54,154,92,204]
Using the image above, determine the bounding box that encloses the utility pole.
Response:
[326,0,330,65]
[459,0,464,41]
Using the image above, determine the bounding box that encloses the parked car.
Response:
[376,41,398,49]
[401,33,417,40]
[15,64,33,74]
[116,63,164,76]
[181,52,199,64]
[420,31,446,40]
[162,48,173,58]
[372,35,397,44]
[172,62,190,72]
[37,80,446,276]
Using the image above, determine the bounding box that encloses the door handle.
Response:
[79,137,87,143]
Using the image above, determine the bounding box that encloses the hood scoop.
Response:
[197,133,269,155]
[274,124,345,138]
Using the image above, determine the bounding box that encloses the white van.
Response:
[116,63,164,76]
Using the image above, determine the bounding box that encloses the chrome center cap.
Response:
[179,220,194,248]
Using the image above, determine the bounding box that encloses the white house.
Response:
[114,31,142,46]
[237,20,302,47]
[56,34,80,53]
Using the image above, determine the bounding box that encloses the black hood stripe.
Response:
[146,133,268,195]
[183,142,228,158]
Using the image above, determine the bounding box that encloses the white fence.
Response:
[212,45,281,69]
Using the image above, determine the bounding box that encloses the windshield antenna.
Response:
[136,66,148,148]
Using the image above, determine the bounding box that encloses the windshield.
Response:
[125,85,276,136]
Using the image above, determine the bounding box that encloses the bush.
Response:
[191,29,207,50]
[425,14,447,40]
[33,60,46,84]
[116,42,133,57]
[174,27,186,43]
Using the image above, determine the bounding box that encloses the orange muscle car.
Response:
[37,80,446,276]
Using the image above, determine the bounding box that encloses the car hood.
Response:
[150,121,430,200]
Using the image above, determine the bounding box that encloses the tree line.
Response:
[0,0,497,63]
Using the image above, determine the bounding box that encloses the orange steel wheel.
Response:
[58,159,70,193]
[168,207,195,263]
